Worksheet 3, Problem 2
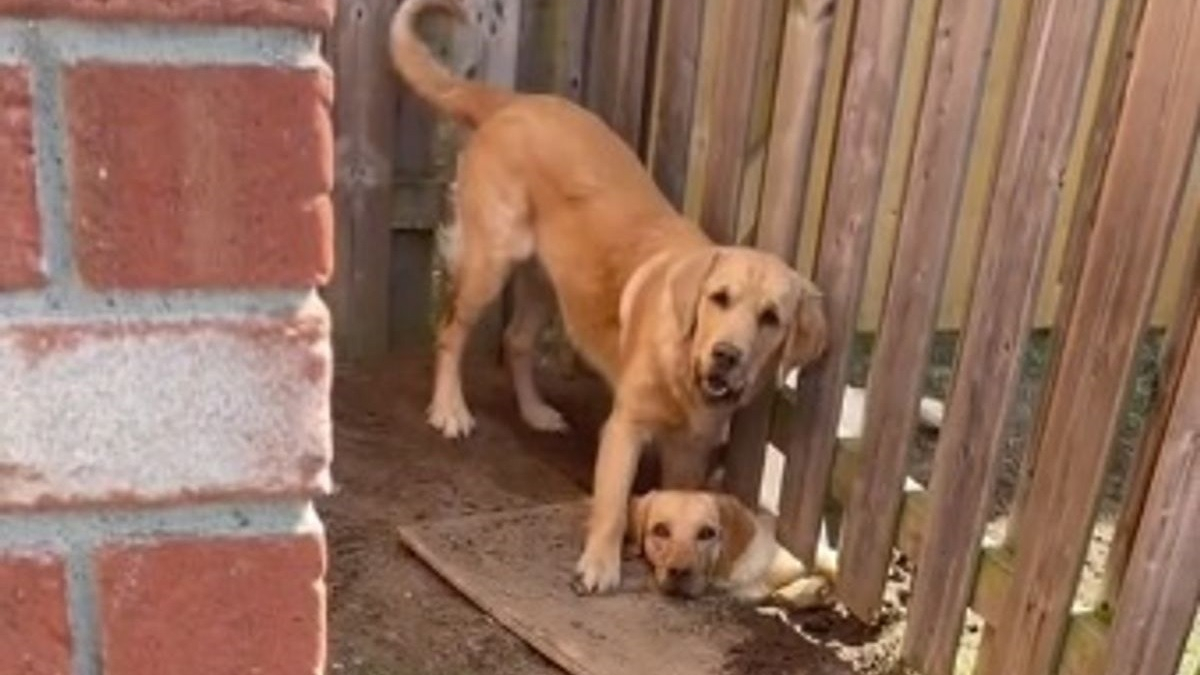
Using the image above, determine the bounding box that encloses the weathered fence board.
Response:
[326,0,399,360]
[646,0,702,208]
[980,0,1200,671]
[836,0,999,621]
[583,0,655,152]
[900,0,1109,669]
[1102,282,1200,675]
[1103,170,1200,608]
[794,0,856,274]
[776,0,915,563]
[853,0,937,337]
[693,0,779,242]
[1001,0,1149,552]
[756,0,837,258]
[517,0,588,98]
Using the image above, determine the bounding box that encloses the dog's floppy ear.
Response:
[713,493,757,573]
[666,250,720,339]
[779,277,827,386]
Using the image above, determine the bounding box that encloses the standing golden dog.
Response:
[391,0,827,594]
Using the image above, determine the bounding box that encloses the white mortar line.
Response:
[0,20,324,69]
[0,500,322,548]
[0,288,319,323]
[0,27,18,63]
[22,27,75,293]
[66,544,101,675]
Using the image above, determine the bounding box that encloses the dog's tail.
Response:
[390,0,514,127]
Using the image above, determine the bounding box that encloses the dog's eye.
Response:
[708,289,731,308]
[758,308,780,327]
[696,525,717,541]
[651,523,671,538]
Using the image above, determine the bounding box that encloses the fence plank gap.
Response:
[1101,271,1200,675]
[775,0,914,564]
[767,413,1113,669]
[979,0,1200,671]
[899,0,1109,668]
[836,0,1000,622]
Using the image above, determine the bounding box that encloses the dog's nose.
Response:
[666,566,691,580]
[711,342,742,371]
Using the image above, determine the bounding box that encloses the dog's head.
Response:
[627,490,757,598]
[665,247,827,407]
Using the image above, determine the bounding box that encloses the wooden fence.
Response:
[326,0,1200,674]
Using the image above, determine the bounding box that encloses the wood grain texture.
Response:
[980,0,1200,671]
[517,0,589,99]
[326,0,398,360]
[794,0,857,274]
[1102,173,1200,607]
[647,0,703,208]
[1001,0,1149,551]
[696,0,774,242]
[898,0,1108,670]
[1102,279,1200,675]
[835,0,1000,622]
[583,0,655,151]
[776,0,915,563]
[757,0,837,259]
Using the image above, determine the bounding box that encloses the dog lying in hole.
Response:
[627,490,832,607]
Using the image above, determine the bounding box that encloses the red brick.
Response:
[99,535,325,675]
[66,65,333,290]
[0,66,43,290]
[0,553,72,675]
[0,0,332,29]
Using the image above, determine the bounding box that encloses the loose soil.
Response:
[323,330,1196,675]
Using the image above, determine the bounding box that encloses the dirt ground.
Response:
[321,352,913,675]
[322,331,1195,675]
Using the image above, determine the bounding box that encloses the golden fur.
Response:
[391,0,827,594]
[628,490,832,605]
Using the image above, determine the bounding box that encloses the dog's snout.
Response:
[666,566,691,580]
[710,342,742,370]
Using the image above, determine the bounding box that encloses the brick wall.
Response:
[0,2,334,674]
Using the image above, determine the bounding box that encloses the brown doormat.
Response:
[398,500,856,675]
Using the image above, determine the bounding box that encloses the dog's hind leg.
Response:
[504,263,569,432]
[427,172,526,439]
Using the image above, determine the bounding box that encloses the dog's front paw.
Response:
[770,574,832,610]
[520,402,570,434]
[427,397,476,439]
[572,546,621,595]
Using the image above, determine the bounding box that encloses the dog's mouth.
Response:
[698,371,743,406]
[654,571,707,598]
